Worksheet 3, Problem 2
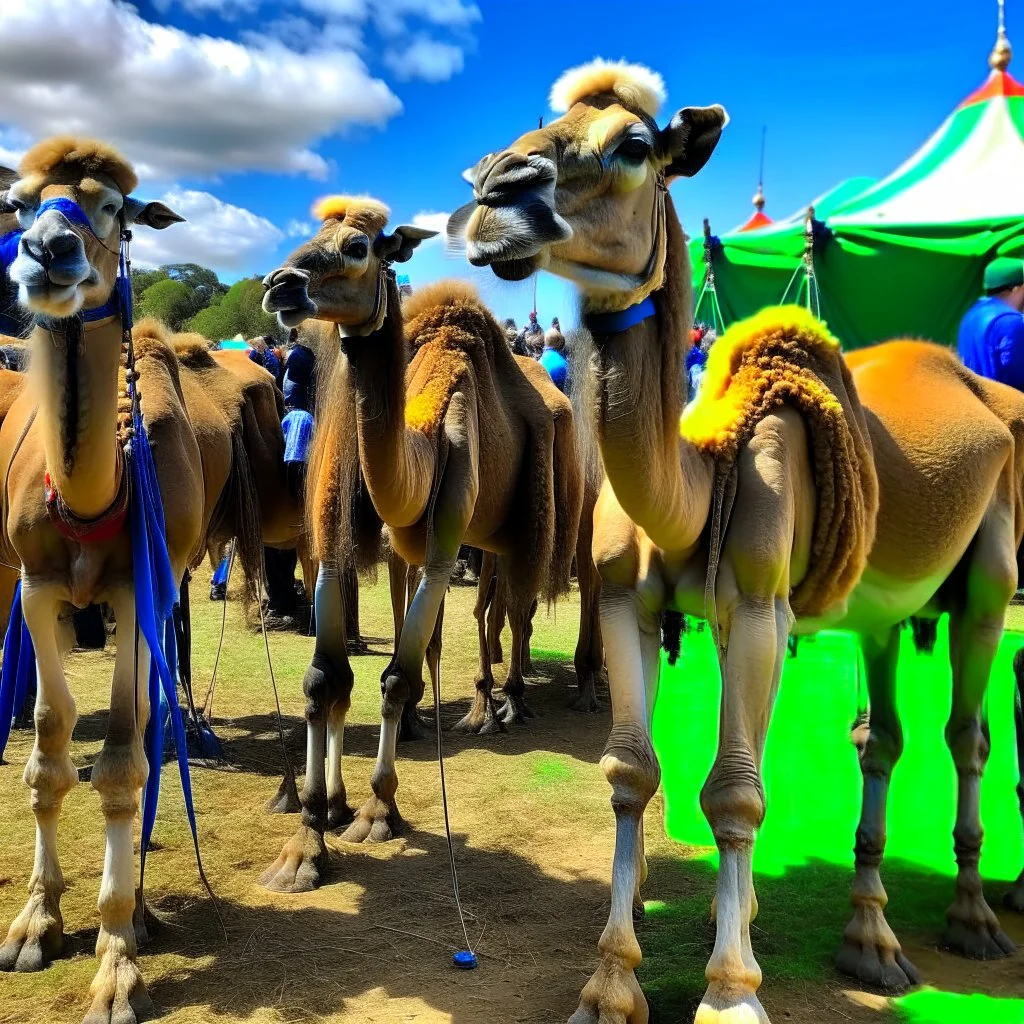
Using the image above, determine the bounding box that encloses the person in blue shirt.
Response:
[539,317,569,393]
[958,257,1024,390]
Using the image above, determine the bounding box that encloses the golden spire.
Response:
[991,0,1012,71]
[752,182,765,213]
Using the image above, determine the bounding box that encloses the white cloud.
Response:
[130,189,284,273]
[0,0,401,181]
[371,0,480,36]
[385,38,464,82]
[410,211,450,238]
[285,219,315,238]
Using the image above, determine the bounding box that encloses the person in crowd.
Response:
[686,323,715,402]
[523,310,545,357]
[539,316,569,393]
[958,256,1024,389]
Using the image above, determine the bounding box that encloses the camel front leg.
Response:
[0,584,77,974]
[345,396,478,844]
[454,551,503,735]
[83,589,154,1024]
[572,500,604,713]
[696,589,788,1024]
[943,506,1016,959]
[261,563,353,892]
[570,583,660,1024]
[836,627,920,991]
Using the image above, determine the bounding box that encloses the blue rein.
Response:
[0,195,206,891]
[584,295,658,335]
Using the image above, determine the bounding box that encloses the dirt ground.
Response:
[2,570,1023,1024]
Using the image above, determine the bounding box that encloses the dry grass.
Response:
[6,571,1021,1023]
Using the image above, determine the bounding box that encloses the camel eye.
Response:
[345,239,368,260]
[616,138,652,164]
[103,202,118,216]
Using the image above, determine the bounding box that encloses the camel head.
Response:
[5,136,183,319]
[450,60,727,308]
[263,196,436,333]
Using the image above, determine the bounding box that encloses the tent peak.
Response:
[991,0,1013,71]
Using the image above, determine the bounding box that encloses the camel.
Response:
[455,60,1024,1024]
[0,135,299,1023]
[258,196,583,892]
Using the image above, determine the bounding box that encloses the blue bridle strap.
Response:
[584,295,657,335]
[35,196,98,236]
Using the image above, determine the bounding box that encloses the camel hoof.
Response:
[83,962,154,1024]
[499,695,534,726]
[569,956,648,1024]
[694,985,770,1024]
[943,919,1016,960]
[0,899,65,972]
[452,697,506,736]
[570,687,602,713]
[835,937,920,993]
[260,826,327,893]
[341,796,399,844]
[266,774,301,815]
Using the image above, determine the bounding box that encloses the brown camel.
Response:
[0,137,205,1024]
[258,196,583,892]
[456,59,1024,1024]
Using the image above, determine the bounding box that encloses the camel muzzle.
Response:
[262,266,318,329]
[12,218,92,295]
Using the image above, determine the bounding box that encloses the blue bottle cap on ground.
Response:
[453,950,478,969]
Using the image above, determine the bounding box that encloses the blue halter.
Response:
[0,196,206,894]
[584,295,658,335]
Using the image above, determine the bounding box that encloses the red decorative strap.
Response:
[44,450,129,544]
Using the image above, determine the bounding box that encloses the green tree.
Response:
[136,278,194,331]
[187,277,283,343]
[131,267,168,304]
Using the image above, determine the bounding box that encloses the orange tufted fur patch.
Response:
[311,195,390,237]
[19,136,137,195]
[550,59,666,116]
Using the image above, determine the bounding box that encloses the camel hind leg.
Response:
[1006,646,1024,911]
[0,584,77,974]
[454,551,504,735]
[498,577,537,726]
[942,491,1016,959]
[572,482,604,713]
[836,626,920,992]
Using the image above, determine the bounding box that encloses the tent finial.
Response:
[753,126,767,213]
[991,0,1013,71]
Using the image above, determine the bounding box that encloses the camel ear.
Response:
[659,105,729,180]
[124,197,185,230]
[376,224,437,264]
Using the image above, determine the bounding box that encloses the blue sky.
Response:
[0,0,1010,326]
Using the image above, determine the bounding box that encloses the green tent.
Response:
[694,37,1024,349]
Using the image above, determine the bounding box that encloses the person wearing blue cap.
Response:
[958,257,1024,389]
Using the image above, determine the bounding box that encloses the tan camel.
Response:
[0,137,205,1023]
[258,196,583,892]
[457,60,1024,1024]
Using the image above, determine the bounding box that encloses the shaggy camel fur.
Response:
[258,197,583,892]
[0,136,293,1024]
[456,60,1024,1024]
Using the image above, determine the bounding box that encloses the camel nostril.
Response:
[22,236,45,262]
[475,153,554,206]
[46,232,79,258]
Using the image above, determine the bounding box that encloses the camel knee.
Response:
[946,717,989,775]
[381,670,411,719]
[91,743,147,820]
[24,748,78,812]
[701,748,764,843]
[303,652,352,723]
[861,721,903,776]
[601,723,660,814]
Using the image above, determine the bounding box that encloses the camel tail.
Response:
[226,427,264,609]
[907,616,939,655]
[547,404,583,604]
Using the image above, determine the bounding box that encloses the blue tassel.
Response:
[0,581,25,760]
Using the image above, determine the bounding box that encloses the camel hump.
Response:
[131,317,182,372]
[170,331,217,368]
[403,279,501,352]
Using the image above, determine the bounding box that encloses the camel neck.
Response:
[31,313,123,520]
[341,277,434,528]
[584,194,713,554]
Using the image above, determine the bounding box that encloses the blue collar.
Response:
[82,293,119,322]
[584,295,657,335]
